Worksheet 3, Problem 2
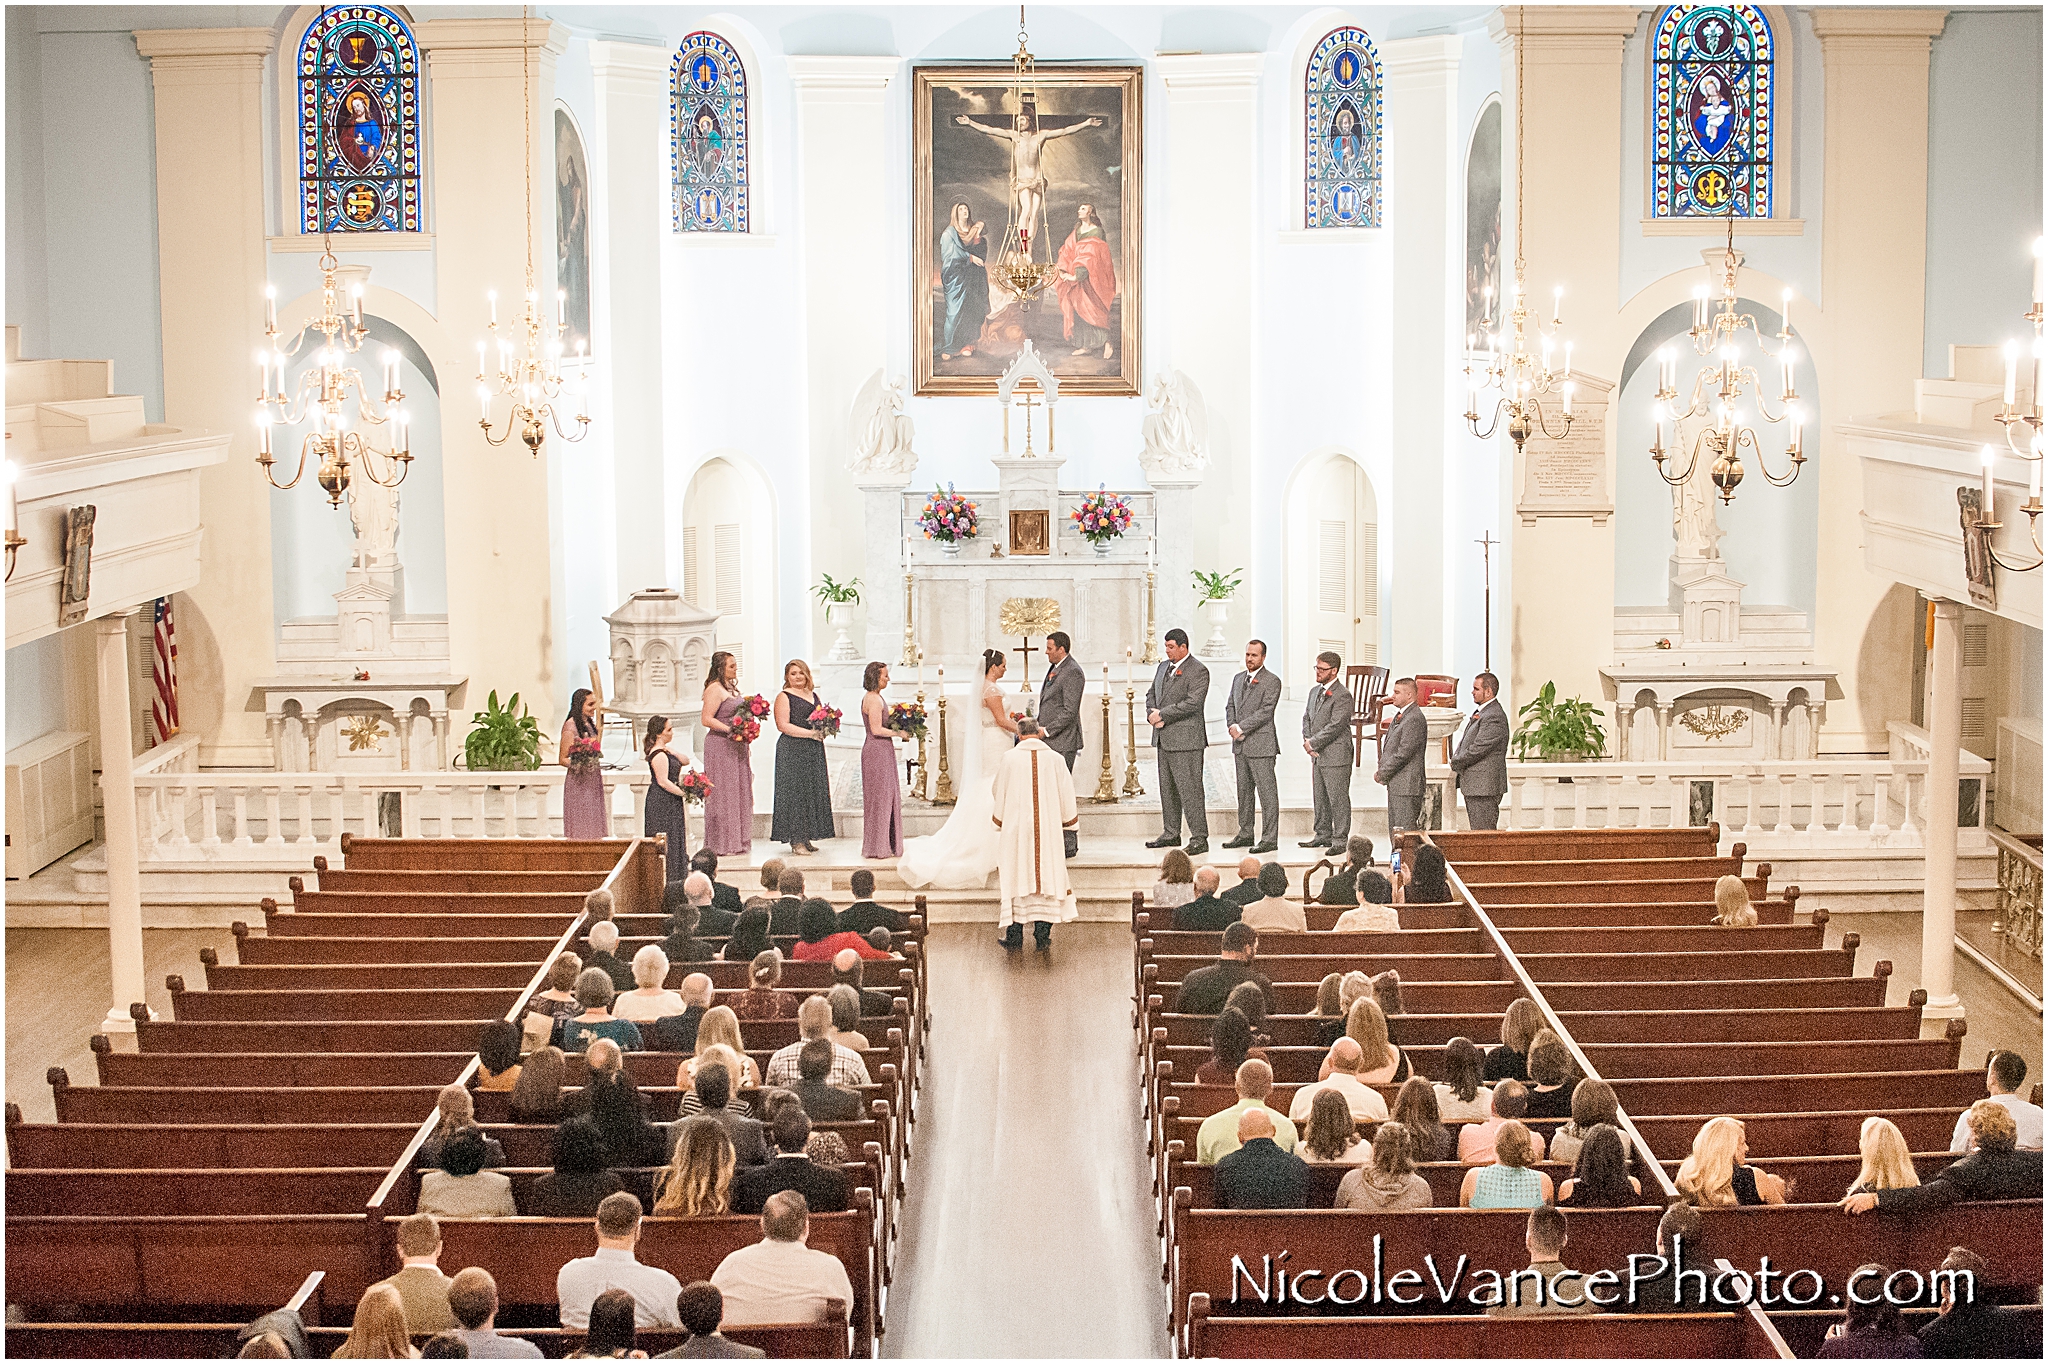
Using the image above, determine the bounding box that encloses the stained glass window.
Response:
[671,32,749,233]
[1652,4,1774,218]
[1305,27,1382,230]
[298,5,422,234]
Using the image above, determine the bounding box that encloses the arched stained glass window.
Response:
[1652,4,1775,218]
[1305,27,1382,230]
[298,5,422,234]
[671,32,749,233]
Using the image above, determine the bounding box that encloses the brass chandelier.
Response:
[1981,238,2046,570]
[990,7,1055,306]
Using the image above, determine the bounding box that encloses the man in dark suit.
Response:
[830,950,894,1019]
[1212,1109,1307,1209]
[1220,856,1264,908]
[1171,922,1274,1014]
[1037,632,1087,858]
[836,869,906,935]
[1917,1247,2034,1358]
[688,851,742,933]
[676,1061,769,1166]
[1172,866,1242,931]
[1223,639,1282,854]
[582,920,638,992]
[1846,1100,2043,1214]
[1300,651,1355,849]
[1450,671,1510,831]
[1146,629,1212,856]
[1618,1203,1713,1312]
[791,1039,863,1123]
[645,973,713,1053]
[769,867,806,936]
[730,1105,850,1215]
[661,1282,765,1359]
[1374,676,1429,833]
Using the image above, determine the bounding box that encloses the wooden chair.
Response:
[1414,673,1460,761]
[1345,665,1388,767]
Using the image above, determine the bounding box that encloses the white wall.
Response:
[5,633,70,750]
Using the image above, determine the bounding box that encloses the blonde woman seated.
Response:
[614,945,686,1024]
[1713,873,1758,927]
[655,1115,738,1215]
[1458,1079,1547,1165]
[683,1006,763,1090]
[1298,1088,1369,1165]
[1676,1115,1788,1206]
[1316,998,1409,1085]
[1336,1122,1432,1212]
[1843,1115,1919,1198]
[1314,971,1374,1047]
[1459,1120,1553,1208]
[331,1283,420,1359]
[1153,847,1197,910]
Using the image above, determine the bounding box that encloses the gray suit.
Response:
[1225,667,1282,845]
[1037,654,1087,854]
[1450,696,1510,830]
[1301,679,1354,844]
[1376,703,1429,831]
[1147,654,1210,842]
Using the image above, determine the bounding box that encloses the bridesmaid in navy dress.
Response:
[771,659,835,854]
[860,661,904,859]
[642,715,693,882]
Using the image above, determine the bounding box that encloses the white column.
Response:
[1920,598,1965,1018]
[857,480,910,663]
[95,612,151,1031]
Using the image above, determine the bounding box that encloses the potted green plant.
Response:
[1511,681,1608,761]
[813,573,863,662]
[462,690,544,772]
[1191,568,1243,658]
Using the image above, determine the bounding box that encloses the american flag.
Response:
[150,595,179,745]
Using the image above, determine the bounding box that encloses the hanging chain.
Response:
[1513,5,1526,280]
[522,5,534,290]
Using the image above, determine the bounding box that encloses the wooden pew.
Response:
[1140,927,1489,957]
[1145,953,1511,986]
[1425,828,1721,861]
[1156,1013,1506,1049]
[1141,924,1819,958]
[51,1079,448,1126]
[7,1318,851,1361]
[5,1214,381,1314]
[1469,876,1769,906]
[331,834,635,872]
[165,980,521,1023]
[1485,900,1796,929]
[1540,974,1890,1012]
[205,952,917,996]
[1517,946,1857,983]
[232,930,568,966]
[5,1168,393,1216]
[133,1017,491,1054]
[92,1039,470,1089]
[1583,1031,1964,1080]
[1185,1296,1769,1359]
[1496,924,1823,955]
[6,1114,419,1170]
[316,868,622,893]
[1559,1004,1928,1044]
[1452,855,1747,885]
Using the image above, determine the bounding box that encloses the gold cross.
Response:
[1014,390,1043,457]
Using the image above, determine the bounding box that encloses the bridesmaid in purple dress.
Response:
[859,662,904,859]
[699,651,754,857]
[559,688,608,839]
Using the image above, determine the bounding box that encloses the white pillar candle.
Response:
[1981,445,1997,516]
[487,289,498,326]
[1125,645,1133,688]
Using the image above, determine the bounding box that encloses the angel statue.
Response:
[348,475,400,572]
[847,370,918,480]
[1139,370,1210,482]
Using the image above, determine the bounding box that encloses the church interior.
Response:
[3,0,2044,1357]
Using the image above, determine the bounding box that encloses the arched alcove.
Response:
[1283,448,1381,693]
[679,452,777,693]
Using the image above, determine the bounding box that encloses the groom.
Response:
[1036,631,1085,859]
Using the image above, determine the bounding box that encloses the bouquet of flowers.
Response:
[885,700,928,739]
[565,735,604,773]
[808,703,844,738]
[1072,485,1135,544]
[730,693,770,746]
[678,770,715,806]
[918,484,979,544]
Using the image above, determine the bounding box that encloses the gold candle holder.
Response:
[910,685,929,802]
[933,689,955,804]
[1140,570,1160,663]
[1093,688,1119,802]
[1122,685,1145,796]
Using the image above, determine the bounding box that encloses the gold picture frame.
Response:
[913,63,1143,397]
[1009,508,1051,556]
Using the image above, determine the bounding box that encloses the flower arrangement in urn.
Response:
[730,694,771,746]
[918,484,979,550]
[809,703,844,738]
[1072,486,1134,553]
[678,770,715,805]
[885,700,928,739]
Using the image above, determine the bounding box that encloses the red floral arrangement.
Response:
[678,770,715,806]
[885,700,928,739]
[809,703,844,738]
[730,694,770,745]
[566,735,603,773]
[1072,485,1135,544]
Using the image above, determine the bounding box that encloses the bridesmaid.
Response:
[771,659,835,855]
[559,687,608,839]
[700,650,754,857]
[859,662,903,859]
[643,715,693,882]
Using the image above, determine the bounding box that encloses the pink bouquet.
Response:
[731,693,770,745]
[678,770,715,806]
[566,735,603,773]
[918,484,979,544]
[1072,485,1134,545]
[885,700,928,739]
[809,703,844,738]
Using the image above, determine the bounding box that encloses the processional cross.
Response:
[1475,531,1499,672]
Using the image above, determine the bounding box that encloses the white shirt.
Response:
[615,989,686,1022]
[1332,903,1400,933]
[1951,1092,2045,1152]
[1287,1072,1389,1122]
[710,1236,855,1326]
[556,1246,682,1329]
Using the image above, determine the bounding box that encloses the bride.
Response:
[897,648,1020,889]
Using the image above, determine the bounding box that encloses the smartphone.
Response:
[1390,847,1402,878]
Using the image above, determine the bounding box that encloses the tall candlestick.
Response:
[351,283,364,329]
[265,284,278,331]
[1125,645,1133,688]
[1551,285,1562,325]
[1147,533,1155,573]
[916,646,924,690]
[487,290,498,326]
[557,289,567,326]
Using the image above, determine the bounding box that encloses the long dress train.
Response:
[897,677,1006,889]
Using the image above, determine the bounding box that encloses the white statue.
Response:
[347,475,400,572]
[1139,369,1210,481]
[1672,416,1725,561]
[848,370,918,479]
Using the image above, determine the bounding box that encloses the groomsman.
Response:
[1450,671,1510,830]
[1375,676,1429,832]
[1038,632,1087,858]
[1223,639,1281,854]
[1300,652,1354,849]
[1146,629,1211,855]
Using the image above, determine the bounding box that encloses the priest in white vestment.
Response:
[991,718,1080,950]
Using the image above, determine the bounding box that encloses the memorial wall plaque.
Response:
[1515,370,1614,526]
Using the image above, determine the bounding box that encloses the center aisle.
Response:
[882,923,1169,1358]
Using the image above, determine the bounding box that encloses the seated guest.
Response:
[1389,1075,1455,1162]
[1372,969,1408,1043]
[373,1213,459,1334]
[528,953,585,1028]
[571,1039,626,1110]
[1485,998,1543,1083]
[765,995,871,1088]
[742,859,785,912]
[1818,1265,1924,1359]
[711,1192,856,1327]
[509,1045,568,1124]
[722,908,775,965]
[792,1039,864,1123]
[1623,1203,1711,1313]
[1547,1078,1622,1168]
[1223,981,1274,1049]
[805,1130,850,1170]
[733,1105,851,1214]
[1213,1108,1308,1209]
[587,1069,668,1170]
[332,1284,418,1359]
[1847,1115,1920,1196]
[1459,1080,1547,1165]
[1241,862,1306,933]
[1196,1059,1298,1164]
[1336,1122,1432,1212]
[475,1020,524,1093]
[1289,1037,1390,1122]
[1955,1050,2044,1151]
[1396,842,1453,905]
[1220,855,1265,907]
[418,1086,506,1170]
[1434,1037,1495,1124]
[654,1116,737,1215]
[1173,866,1241,931]
[1314,971,1374,1048]
[1712,873,1758,927]
[687,1007,764,1089]
[1298,1088,1368,1166]
[1193,1007,1264,1087]
[583,920,638,994]
[1846,1101,2041,1214]
[1171,922,1274,1015]
[691,849,743,929]
[1489,1205,1599,1316]
[1459,1120,1552,1208]
[792,897,891,962]
[617,946,687,1024]
[1316,837,1376,906]
[646,973,714,1053]
[730,950,799,1022]
[582,887,617,927]
[838,868,906,936]
[1556,1124,1643,1207]
[447,1266,542,1359]
[557,1193,683,1329]
[1331,874,1399,933]
[1319,998,1408,1085]
[560,969,645,1054]
[1313,972,1345,1024]
[526,1116,627,1219]
[1677,1115,1788,1206]
[1917,1246,2031,1359]
[568,1287,641,1359]
[660,884,718,965]
[663,1281,765,1360]
[1521,1029,1578,1120]
[674,1048,768,1165]
[769,868,807,935]
[419,1127,518,1218]
[1153,847,1198,910]
[830,949,894,1018]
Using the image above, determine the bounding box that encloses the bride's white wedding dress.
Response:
[897,677,1007,889]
